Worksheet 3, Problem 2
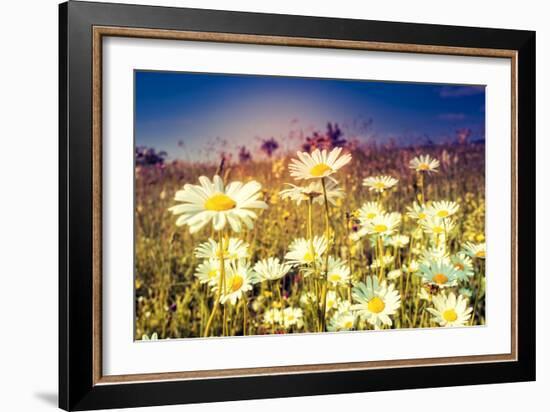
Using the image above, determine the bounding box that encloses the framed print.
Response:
[59,1,535,410]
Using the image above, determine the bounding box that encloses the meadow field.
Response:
[135,142,486,340]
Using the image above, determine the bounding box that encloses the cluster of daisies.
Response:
[168,147,486,336]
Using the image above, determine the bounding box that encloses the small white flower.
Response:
[418,259,460,288]
[194,237,249,261]
[284,236,327,266]
[362,212,402,236]
[406,202,429,221]
[452,253,475,281]
[357,202,385,224]
[351,277,401,329]
[169,175,267,233]
[218,260,258,305]
[427,200,460,218]
[387,234,410,248]
[289,147,352,180]
[141,333,158,341]
[325,290,341,311]
[409,154,440,173]
[279,180,344,205]
[324,256,351,286]
[387,269,402,280]
[462,241,486,259]
[362,175,399,192]
[254,257,293,281]
[282,307,304,329]
[426,292,473,327]
[328,307,357,332]
[263,308,282,326]
[420,216,456,237]
[194,258,228,287]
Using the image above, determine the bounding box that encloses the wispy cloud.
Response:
[438,85,485,98]
[438,112,466,121]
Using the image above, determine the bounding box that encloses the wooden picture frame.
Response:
[59,1,535,410]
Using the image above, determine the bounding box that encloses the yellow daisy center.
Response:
[433,226,445,234]
[208,269,218,279]
[310,163,332,177]
[366,212,377,219]
[229,275,244,292]
[367,297,385,313]
[418,163,430,171]
[443,309,458,322]
[344,321,353,328]
[303,252,314,262]
[432,273,448,285]
[374,182,386,189]
[328,273,342,283]
[374,224,388,233]
[205,193,236,211]
[418,212,427,219]
[437,210,449,218]
[475,250,486,258]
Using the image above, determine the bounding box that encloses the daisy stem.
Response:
[307,197,321,330]
[320,177,332,332]
[277,279,285,327]
[345,213,353,303]
[377,236,385,281]
[203,230,226,337]
[470,262,484,325]
[417,172,425,204]
[243,298,248,336]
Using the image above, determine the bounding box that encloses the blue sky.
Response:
[135,70,485,161]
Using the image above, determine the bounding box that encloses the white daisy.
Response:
[409,154,440,173]
[284,236,327,266]
[279,180,344,206]
[420,216,456,237]
[418,259,460,288]
[417,287,432,302]
[169,175,267,233]
[194,258,228,287]
[426,292,473,327]
[299,292,317,306]
[370,254,395,269]
[402,259,420,274]
[288,147,352,180]
[324,290,341,311]
[254,257,293,282]
[263,308,282,326]
[362,212,402,236]
[327,308,357,332]
[462,241,486,259]
[406,202,429,221]
[427,200,460,218]
[451,253,475,281]
[362,175,399,192]
[194,237,249,261]
[387,234,410,248]
[324,256,351,286]
[420,245,450,265]
[387,269,402,280]
[282,307,304,329]
[141,333,158,341]
[357,202,385,224]
[351,276,401,329]
[218,260,258,305]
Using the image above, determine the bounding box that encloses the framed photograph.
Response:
[59,1,535,410]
